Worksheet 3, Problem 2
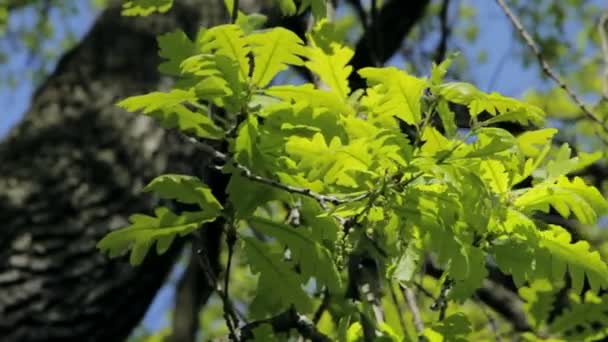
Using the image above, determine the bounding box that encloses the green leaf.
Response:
[392,242,422,283]
[227,175,279,220]
[122,0,173,16]
[198,24,250,81]
[480,160,510,194]
[144,174,223,211]
[436,100,457,137]
[285,132,373,188]
[117,90,223,139]
[435,82,544,123]
[299,0,327,19]
[276,0,297,16]
[248,216,341,292]
[516,128,558,157]
[157,30,197,75]
[430,56,453,85]
[424,313,472,342]
[539,225,608,293]
[543,144,602,180]
[247,27,308,88]
[519,279,558,329]
[359,67,427,125]
[97,207,218,265]
[549,292,608,337]
[243,237,313,317]
[465,127,517,159]
[449,245,488,300]
[305,20,354,100]
[514,176,608,224]
[265,84,354,116]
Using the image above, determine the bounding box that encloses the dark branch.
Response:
[238,308,331,342]
[349,0,432,89]
[495,0,608,144]
[433,0,452,63]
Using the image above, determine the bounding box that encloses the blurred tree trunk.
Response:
[0,2,226,341]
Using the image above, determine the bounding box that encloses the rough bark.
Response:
[0,2,226,341]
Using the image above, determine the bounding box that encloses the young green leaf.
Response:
[359,67,426,125]
[198,24,250,81]
[248,216,342,292]
[117,90,223,139]
[247,27,307,88]
[243,237,313,317]
[157,30,197,75]
[538,225,608,293]
[122,0,173,16]
[144,174,223,212]
[97,207,218,265]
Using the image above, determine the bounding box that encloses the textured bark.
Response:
[0,2,226,341]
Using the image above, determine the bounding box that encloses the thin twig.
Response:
[495,0,608,143]
[182,135,371,207]
[223,226,239,334]
[312,288,330,324]
[370,0,381,66]
[192,231,240,341]
[487,39,514,91]
[403,285,425,334]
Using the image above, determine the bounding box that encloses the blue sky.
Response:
[0,0,563,333]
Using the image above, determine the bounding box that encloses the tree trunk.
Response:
[0,2,225,341]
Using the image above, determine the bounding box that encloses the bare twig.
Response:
[495,0,608,142]
[403,285,425,334]
[192,231,240,341]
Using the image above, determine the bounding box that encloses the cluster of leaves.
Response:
[98,3,608,341]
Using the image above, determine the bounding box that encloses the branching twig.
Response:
[192,231,240,341]
[495,0,608,142]
[183,135,371,207]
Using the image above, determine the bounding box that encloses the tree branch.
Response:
[495,0,608,143]
[237,308,331,342]
[349,0,432,88]
[433,0,452,64]
[182,135,371,207]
